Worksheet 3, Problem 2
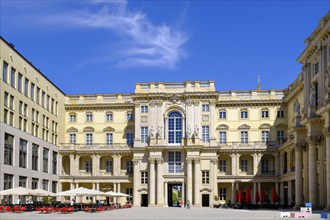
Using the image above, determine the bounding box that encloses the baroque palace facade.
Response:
[0,12,329,209]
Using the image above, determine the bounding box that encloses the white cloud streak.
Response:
[45,1,188,68]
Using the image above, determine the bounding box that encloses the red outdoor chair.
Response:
[13,206,21,213]
[43,206,49,213]
[5,206,12,212]
[20,206,27,212]
[61,206,68,213]
[55,207,61,212]
[35,207,42,213]
[83,206,90,212]
[0,206,4,212]
[68,206,74,213]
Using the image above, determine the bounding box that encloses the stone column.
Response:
[114,183,117,204]
[253,153,258,175]
[209,100,216,145]
[231,154,236,176]
[231,182,235,204]
[325,131,330,210]
[164,182,168,207]
[295,145,303,208]
[280,182,284,205]
[113,155,118,176]
[274,153,280,175]
[70,182,74,200]
[257,153,262,175]
[308,138,318,206]
[258,182,261,204]
[156,158,163,206]
[149,158,156,205]
[276,182,279,203]
[132,159,140,207]
[75,155,80,176]
[279,152,284,175]
[303,148,309,202]
[92,155,100,176]
[236,153,240,175]
[186,158,193,204]
[253,182,257,204]
[211,158,218,202]
[182,181,185,208]
[117,183,122,204]
[194,158,201,206]
[287,150,291,173]
[117,155,122,176]
[58,155,63,175]
[288,181,292,206]
[69,155,75,175]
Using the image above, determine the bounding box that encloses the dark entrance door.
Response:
[202,194,209,207]
[141,194,148,207]
[168,183,182,207]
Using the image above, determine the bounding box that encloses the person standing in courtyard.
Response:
[186,200,190,209]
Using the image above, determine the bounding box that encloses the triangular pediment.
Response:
[238,124,251,130]
[83,126,95,132]
[216,124,229,130]
[103,126,115,132]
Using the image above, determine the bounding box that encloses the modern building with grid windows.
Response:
[0,11,329,210]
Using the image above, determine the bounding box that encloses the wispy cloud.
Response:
[44,1,188,68]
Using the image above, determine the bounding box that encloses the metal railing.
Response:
[59,143,132,150]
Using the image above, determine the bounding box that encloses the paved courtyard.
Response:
[0,207,327,220]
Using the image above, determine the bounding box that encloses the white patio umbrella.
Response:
[31,189,56,197]
[115,192,132,198]
[0,187,35,196]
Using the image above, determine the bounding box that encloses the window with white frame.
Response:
[202,126,209,142]
[141,172,148,184]
[141,127,148,143]
[126,160,133,173]
[105,160,113,173]
[277,130,285,143]
[168,151,182,173]
[70,133,76,144]
[219,188,227,201]
[240,159,248,172]
[69,114,76,122]
[219,160,226,172]
[261,159,269,173]
[219,111,226,119]
[42,179,49,191]
[240,131,248,144]
[10,68,15,88]
[127,113,133,121]
[19,176,27,187]
[261,131,269,144]
[86,113,93,122]
[241,110,248,119]
[24,78,29,97]
[4,133,14,166]
[277,110,284,118]
[18,73,22,93]
[261,110,269,118]
[202,104,209,112]
[141,106,148,113]
[106,113,113,121]
[43,148,49,173]
[202,171,209,184]
[86,133,93,145]
[19,139,27,168]
[126,132,134,146]
[85,160,92,173]
[106,133,113,145]
[219,131,226,144]
[168,112,182,144]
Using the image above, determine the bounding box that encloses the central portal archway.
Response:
[168,183,183,207]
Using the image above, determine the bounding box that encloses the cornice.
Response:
[65,103,134,111]
[216,99,283,108]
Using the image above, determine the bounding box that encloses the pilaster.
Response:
[186,158,193,203]
[307,136,319,206]
[294,145,303,208]
[194,158,201,206]
[149,158,156,205]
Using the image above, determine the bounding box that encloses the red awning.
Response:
[245,187,251,204]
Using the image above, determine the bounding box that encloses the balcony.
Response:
[217,141,280,149]
[59,143,133,151]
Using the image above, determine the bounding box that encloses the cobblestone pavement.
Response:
[0,207,326,220]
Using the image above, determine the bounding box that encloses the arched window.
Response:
[168,112,182,144]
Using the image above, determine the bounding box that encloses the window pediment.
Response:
[238,124,250,130]
[103,126,115,132]
[83,126,95,132]
[216,124,229,130]
[259,123,272,129]
[67,127,78,132]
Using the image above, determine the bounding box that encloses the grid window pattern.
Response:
[86,133,93,145]
[52,181,57,193]
[86,160,92,173]
[202,104,209,112]
[168,151,182,173]
[141,127,148,143]
[3,61,8,83]
[24,78,29,97]
[219,111,226,119]
[126,188,133,203]
[141,172,148,184]
[106,133,113,145]
[277,110,284,118]
[126,132,134,146]
[36,87,40,104]
[4,133,14,165]
[168,112,182,144]
[261,110,269,118]
[126,160,133,173]
[30,83,35,101]
[261,131,269,144]
[202,126,210,142]
[241,111,248,119]
[202,171,209,184]
[19,176,27,187]
[19,139,27,168]
[241,131,248,144]
[32,178,38,189]
[240,159,248,172]
[277,130,285,143]
[219,160,226,172]
[86,113,93,122]
[105,160,113,173]
[18,73,22,93]
[10,67,15,88]
[42,179,49,191]
[261,159,269,172]
[43,148,49,173]
[69,114,76,122]
[141,106,148,113]
[106,113,113,121]
[70,133,76,144]
[219,188,227,201]
[52,152,57,175]
[32,144,39,171]
[4,174,13,190]
[219,131,226,144]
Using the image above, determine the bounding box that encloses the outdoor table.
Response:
[89,207,97,213]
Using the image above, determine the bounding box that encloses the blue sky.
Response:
[1,0,329,94]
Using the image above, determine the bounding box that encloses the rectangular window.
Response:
[86,113,93,121]
[126,132,134,146]
[36,87,40,104]
[105,160,113,173]
[51,98,54,114]
[106,133,113,145]
[69,114,76,122]
[24,78,29,97]
[202,126,209,142]
[32,178,38,189]
[126,160,133,173]
[261,110,269,118]
[219,160,226,172]
[52,152,57,175]
[4,133,14,165]
[126,188,133,203]
[52,181,57,193]
[141,172,148,184]
[219,188,227,201]
[261,159,269,173]
[240,159,248,172]
[127,113,133,121]
[30,83,35,101]
[9,112,14,126]
[19,139,27,168]
[168,151,182,173]
[202,171,209,184]
[70,133,76,144]
[42,179,49,191]
[41,91,45,108]
[219,111,226,119]
[241,111,248,119]
[24,103,27,117]
[4,174,13,190]
[277,130,285,143]
[18,73,22,92]
[314,61,319,75]
[43,148,49,173]
[202,104,210,112]
[241,131,248,144]
[261,131,269,144]
[86,133,93,145]
[32,144,39,171]
[141,127,148,143]
[46,95,50,111]
[9,95,14,110]
[219,131,226,144]
[4,109,8,124]
[106,113,113,121]
[19,176,27,187]
[141,106,148,113]
[277,110,284,118]
[2,61,8,83]
[85,160,92,173]
[10,67,15,88]
[4,92,8,107]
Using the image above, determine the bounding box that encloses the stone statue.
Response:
[309,85,316,107]
[294,98,300,115]
[156,126,162,139]
[194,125,199,138]
[149,126,154,138]
[186,125,191,138]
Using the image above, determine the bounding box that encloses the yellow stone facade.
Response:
[0,12,329,209]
